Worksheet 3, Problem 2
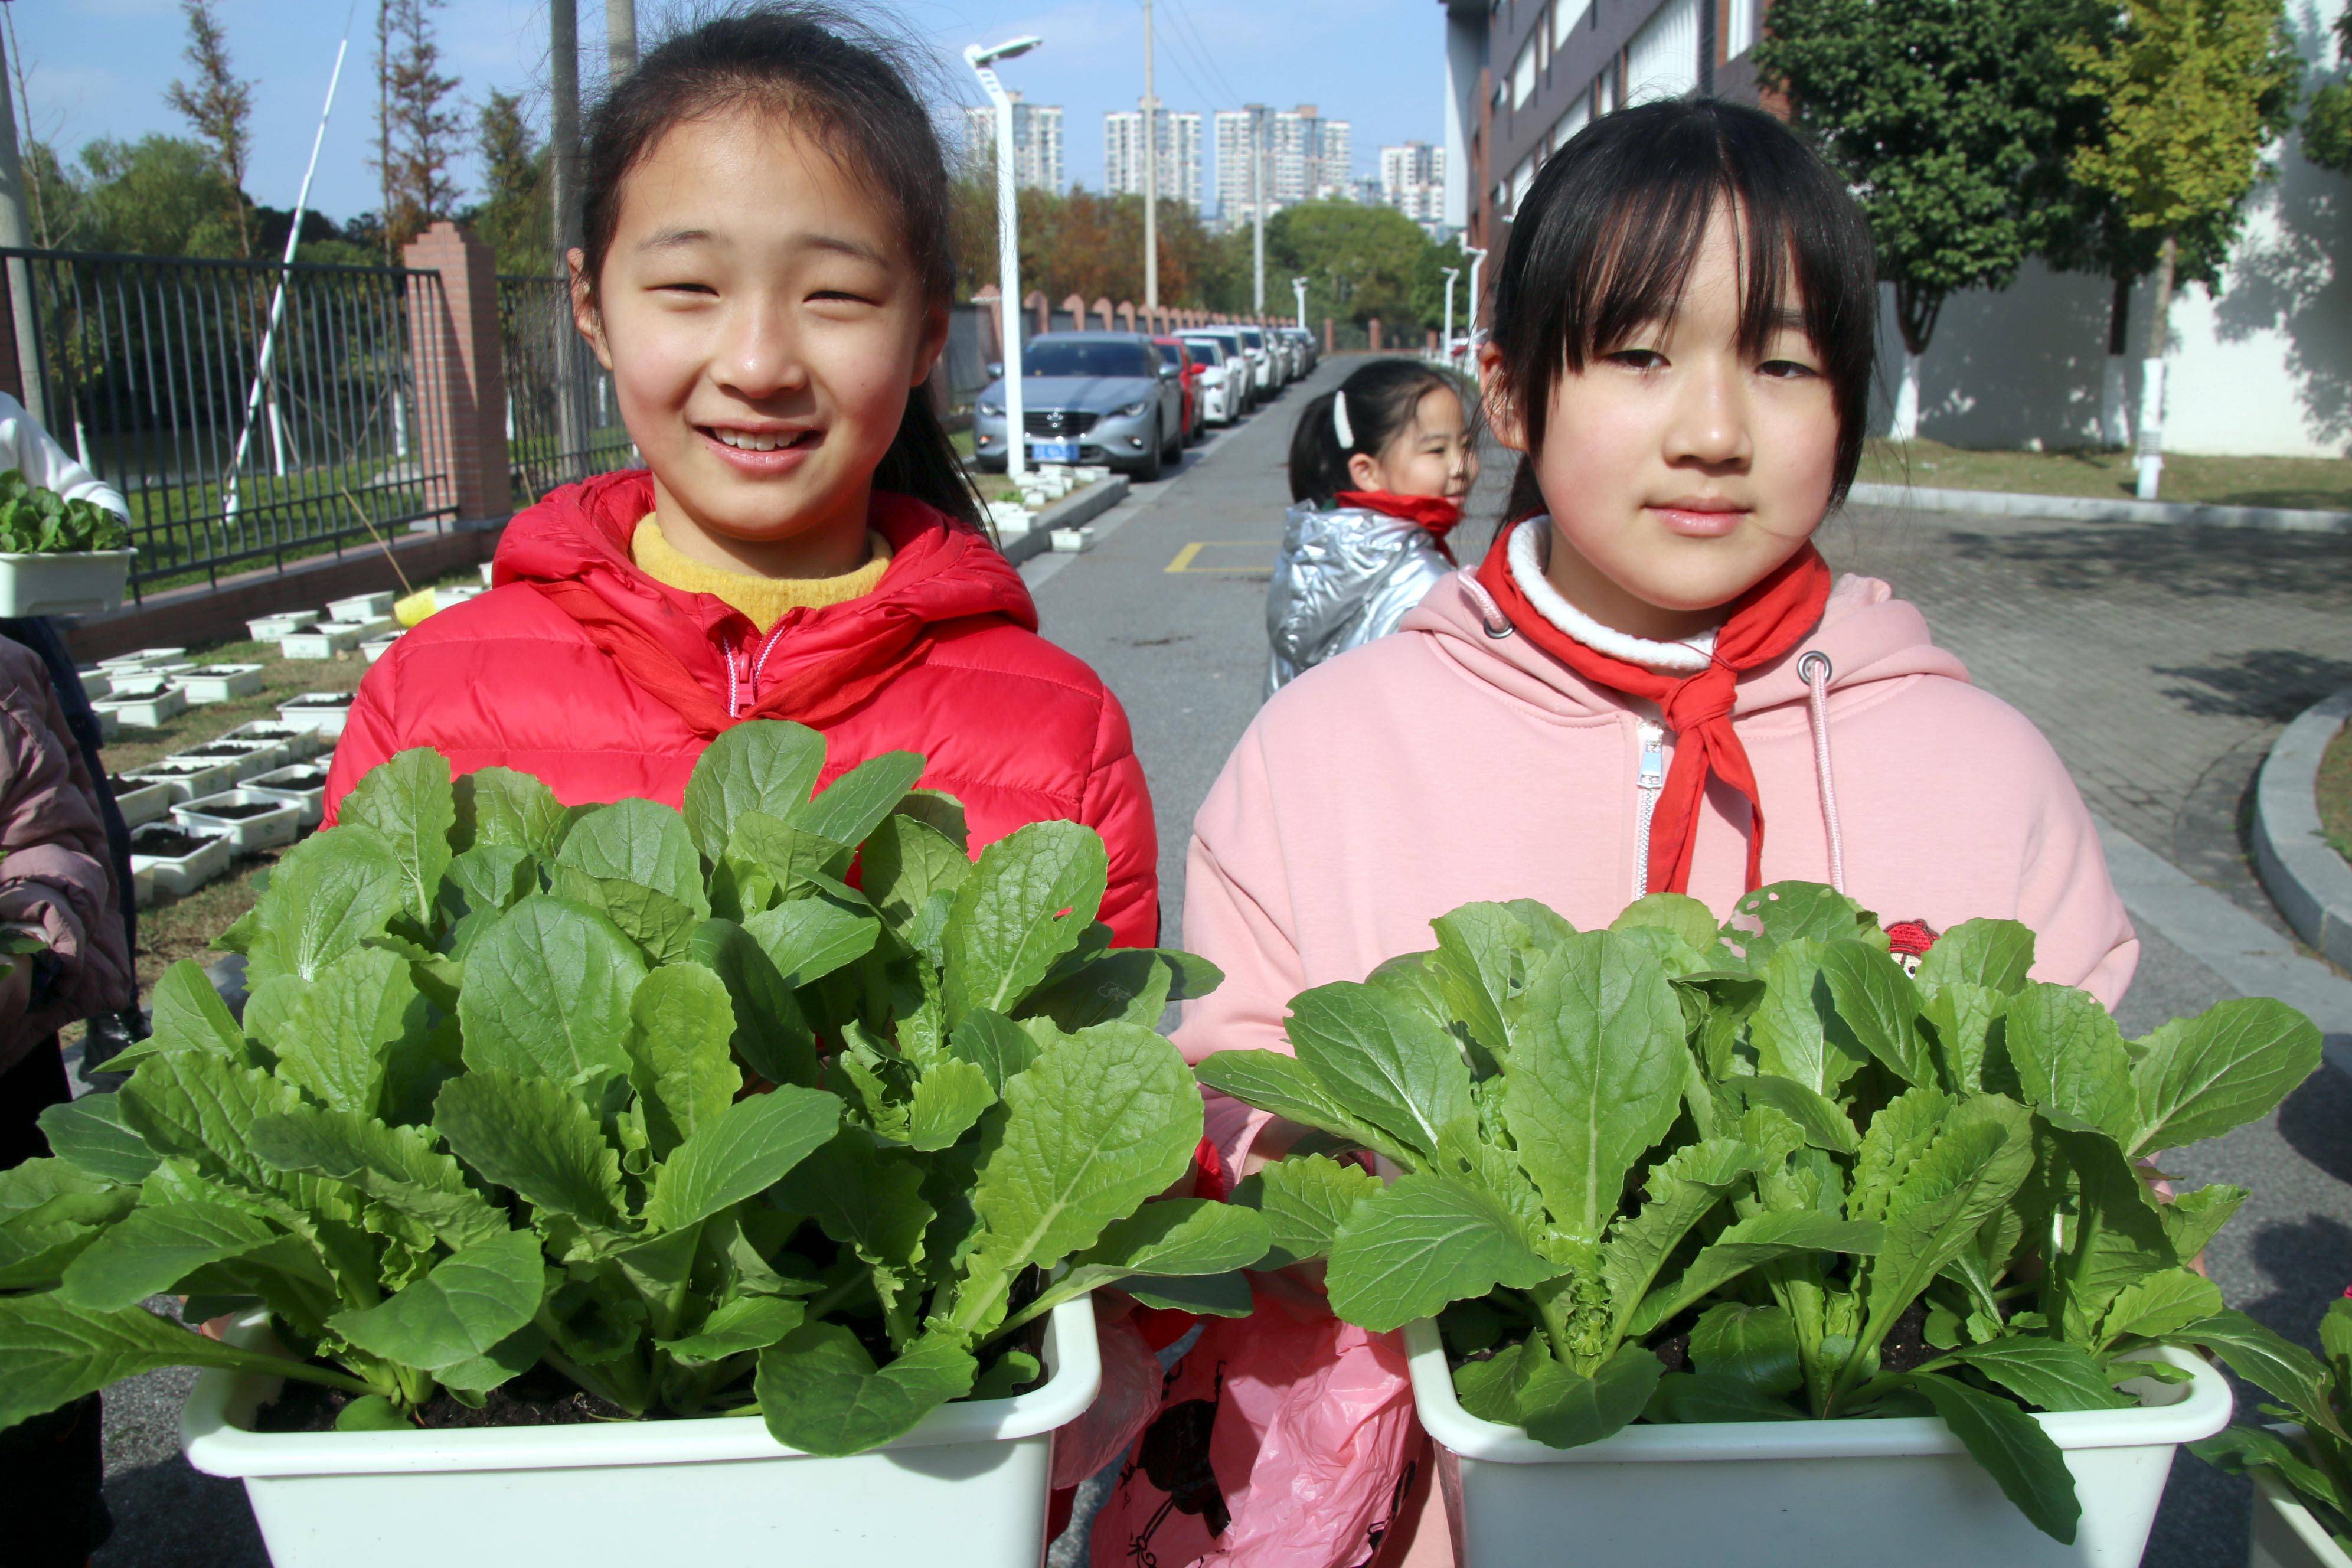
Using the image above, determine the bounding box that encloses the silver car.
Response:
[972,332,1186,481]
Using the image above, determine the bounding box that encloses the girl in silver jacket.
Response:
[1265,358,1480,694]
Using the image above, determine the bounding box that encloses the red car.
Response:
[1151,337,1206,445]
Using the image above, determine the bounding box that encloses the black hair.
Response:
[1490,97,1877,524]
[577,3,984,531]
[1288,358,1466,505]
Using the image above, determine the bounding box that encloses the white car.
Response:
[1190,328,1255,409]
[1179,337,1238,425]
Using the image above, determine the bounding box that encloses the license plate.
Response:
[1029,440,1081,464]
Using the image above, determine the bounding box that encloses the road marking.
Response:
[1167,541,1274,576]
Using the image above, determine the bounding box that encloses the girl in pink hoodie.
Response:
[1095,98,2136,1568]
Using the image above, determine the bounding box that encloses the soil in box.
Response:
[185,800,283,821]
[178,743,259,760]
[132,827,215,858]
[263,767,329,789]
[259,1368,631,1435]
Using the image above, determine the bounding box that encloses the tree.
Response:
[70,135,244,257]
[2304,10,2352,174]
[374,0,464,250]
[163,0,254,256]
[1757,0,2106,439]
[466,89,550,275]
[2062,0,2298,496]
[1265,200,1433,332]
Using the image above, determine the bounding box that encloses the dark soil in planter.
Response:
[256,1367,634,1433]
[1877,1302,1934,1376]
[185,801,282,821]
[288,693,355,708]
[272,769,329,786]
[107,775,151,793]
[132,827,214,858]
[179,743,260,759]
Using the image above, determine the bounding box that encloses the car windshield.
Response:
[1238,329,1265,349]
[1023,339,1154,378]
[1180,339,1223,365]
[1153,342,1186,370]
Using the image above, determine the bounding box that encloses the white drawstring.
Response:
[1798,650,1846,896]
[1457,569,1514,638]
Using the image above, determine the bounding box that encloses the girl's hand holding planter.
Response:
[0,721,1263,1459]
[1201,883,2322,1544]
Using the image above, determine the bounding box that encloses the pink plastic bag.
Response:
[1056,1306,1167,1490]
[1090,1276,1422,1568]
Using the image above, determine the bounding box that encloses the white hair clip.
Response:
[1332,391,1355,450]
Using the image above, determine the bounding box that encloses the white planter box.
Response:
[1406,1322,2229,1568]
[2252,1464,2352,1568]
[109,777,175,829]
[246,765,331,828]
[74,667,112,700]
[325,591,395,623]
[1050,527,1096,553]
[130,822,233,899]
[222,721,325,762]
[180,664,266,704]
[175,789,303,853]
[362,636,397,664]
[102,671,178,699]
[278,695,356,738]
[479,562,494,586]
[168,739,287,782]
[92,707,119,743]
[94,689,189,729]
[247,612,316,641]
[129,757,241,802]
[98,646,187,669]
[181,1296,1100,1568]
[0,548,133,616]
[282,625,361,659]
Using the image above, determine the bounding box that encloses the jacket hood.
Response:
[1402,566,1971,721]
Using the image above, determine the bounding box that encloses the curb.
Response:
[2253,686,2352,972]
[1001,475,1131,566]
[1847,481,2352,534]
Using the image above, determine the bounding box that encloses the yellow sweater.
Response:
[630,520,893,631]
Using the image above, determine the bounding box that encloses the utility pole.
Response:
[0,18,44,426]
[966,38,1043,482]
[1250,104,1265,315]
[550,0,586,467]
[605,0,636,80]
[1141,0,1157,310]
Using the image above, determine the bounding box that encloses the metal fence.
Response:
[1,247,459,601]
[497,274,631,505]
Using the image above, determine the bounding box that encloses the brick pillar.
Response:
[404,221,511,521]
[972,286,1004,361]
[1369,319,1383,352]
[1027,291,1050,338]
[1427,328,1439,350]
[1091,297,1113,331]
[1061,293,1086,332]
[1324,318,1334,354]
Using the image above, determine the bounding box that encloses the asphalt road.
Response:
[80,350,2348,1567]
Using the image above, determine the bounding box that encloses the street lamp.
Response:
[1440,266,1459,367]
[965,35,1043,482]
[1463,246,1488,384]
[1291,276,1307,333]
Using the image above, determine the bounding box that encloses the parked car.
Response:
[1197,327,1259,408]
[971,332,1185,480]
[1175,335,1238,426]
[1282,326,1319,375]
[1150,337,1206,444]
[1230,326,1276,394]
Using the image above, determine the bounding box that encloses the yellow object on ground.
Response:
[394,590,438,628]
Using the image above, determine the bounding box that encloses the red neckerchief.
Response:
[1335,490,1464,565]
[1474,520,1832,895]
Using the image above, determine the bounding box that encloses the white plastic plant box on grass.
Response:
[173,789,303,853]
[223,721,326,762]
[246,611,316,641]
[74,667,112,700]
[93,688,189,729]
[166,738,288,782]
[180,1296,1101,1568]
[0,547,134,616]
[108,776,175,828]
[129,821,233,899]
[2252,1471,2351,1568]
[179,664,266,704]
[244,763,331,828]
[98,646,187,668]
[1404,1324,2230,1567]
[325,590,395,623]
[129,756,242,802]
[362,635,397,663]
[278,693,356,737]
[282,624,361,659]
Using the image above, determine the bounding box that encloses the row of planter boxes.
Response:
[115,707,338,903]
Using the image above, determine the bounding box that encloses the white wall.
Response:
[1880,0,2350,458]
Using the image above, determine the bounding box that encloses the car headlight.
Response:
[976,400,1002,416]
[1112,400,1149,417]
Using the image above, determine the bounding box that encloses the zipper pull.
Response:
[1637,721,1666,790]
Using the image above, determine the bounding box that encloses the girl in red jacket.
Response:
[324,6,1156,943]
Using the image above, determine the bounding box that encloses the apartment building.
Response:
[962,92,1067,194]
[1104,108,1206,210]
[1381,140,1449,230]
[1214,104,1354,228]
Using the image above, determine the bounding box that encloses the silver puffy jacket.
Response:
[1265,500,1455,696]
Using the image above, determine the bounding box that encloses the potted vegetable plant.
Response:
[0,468,134,616]
[1,724,1261,1567]
[1203,886,2323,1566]
[2194,1291,2352,1568]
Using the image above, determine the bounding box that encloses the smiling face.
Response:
[574,109,948,578]
[1484,203,1840,642]
[1350,385,1479,502]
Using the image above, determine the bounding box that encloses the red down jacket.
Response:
[324,471,1159,945]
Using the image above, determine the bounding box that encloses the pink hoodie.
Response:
[1139,567,2138,1568]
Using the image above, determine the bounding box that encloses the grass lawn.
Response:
[2321,720,2352,866]
[1857,438,2352,513]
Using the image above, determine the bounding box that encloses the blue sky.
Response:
[18,0,1450,227]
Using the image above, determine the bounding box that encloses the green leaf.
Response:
[658,1295,806,1366]
[266,946,424,1115]
[683,721,830,860]
[1648,1370,1804,1422]
[1724,882,1880,968]
[2004,984,2137,1143]
[688,918,821,1089]
[1285,978,1472,1164]
[773,1133,935,1280]
[1817,941,1938,1088]
[791,750,926,847]
[742,900,880,989]
[724,812,852,904]
[2158,1184,2246,1263]
[1600,1138,1769,1335]
[434,1070,629,1233]
[556,798,708,918]
[1917,919,2037,996]
[119,1048,309,1197]
[1517,1342,1667,1449]
[2098,1268,2224,1343]
[61,1200,284,1311]
[861,813,969,953]
[1191,1050,1416,1168]
[147,961,247,1060]
[0,1295,360,1430]
[1688,1302,1803,1396]
[941,822,1109,1025]
[1926,1337,2132,1412]
[1429,901,1570,1066]
[1733,1073,1859,1155]
[1501,930,1686,1240]
[328,1229,545,1372]
[2129,998,2322,1155]
[1863,1096,2034,1338]
[1612,893,1723,951]
[338,749,456,930]
[906,1059,997,1152]
[547,867,703,965]
[2175,1311,2346,1438]
[1748,940,1869,1096]
[641,1086,841,1233]
[1326,1173,1558,1332]
[1906,1372,2081,1544]
[334,1394,416,1430]
[756,1324,978,1456]
[445,844,537,916]
[955,1022,1204,1334]
[948,1010,1040,1097]
[457,897,646,1086]
[2050,1129,2179,1329]
[35,1095,160,1187]
[453,767,570,857]
[1010,1198,1276,1332]
[1630,1210,1886,1335]
[1019,948,1222,1033]
[625,962,743,1157]
[1250,1154,1381,1264]
[244,826,407,986]
[1125,1273,1256,1316]
[1921,981,2007,1093]
[247,1103,511,1252]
